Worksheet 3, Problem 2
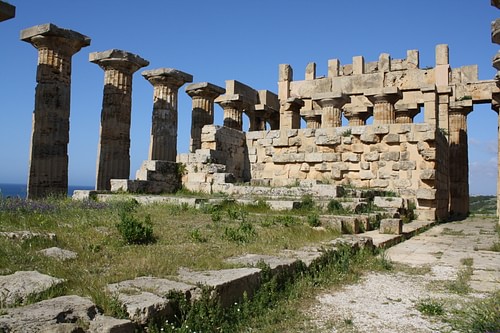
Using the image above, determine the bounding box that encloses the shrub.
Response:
[416,298,444,316]
[307,213,321,227]
[224,221,256,244]
[116,209,154,245]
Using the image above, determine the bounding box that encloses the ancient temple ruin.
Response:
[19,4,500,222]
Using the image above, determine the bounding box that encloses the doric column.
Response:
[492,2,500,223]
[343,106,371,126]
[448,102,473,217]
[313,92,350,128]
[186,82,225,153]
[90,49,149,191]
[365,87,401,125]
[0,1,15,22]
[247,111,266,131]
[492,98,500,219]
[215,95,246,131]
[395,104,420,124]
[303,112,321,129]
[280,98,304,130]
[21,23,90,198]
[142,68,193,161]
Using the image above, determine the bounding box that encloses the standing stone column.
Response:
[395,104,420,124]
[186,82,225,153]
[365,88,401,125]
[90,50,149,191]
[215,95,246,131]
[492,1,500,222]
[21,24,90,198]
[142,68,193,161]
[303,112,321,129]
[313,92,350,128]
[280,98,304,130]
[448,102,473,217]
[343,106,371,127]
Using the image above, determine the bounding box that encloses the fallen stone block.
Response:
[280,246,324,268]
[0,295,97,332]
[373,196,404,209]
[89,315,135,333]
[38,247,78,261]
[0,231,56,241]
[0,271,65,307]
[177,267,261,308]
[225,254,302,276]
[379,218,403,234]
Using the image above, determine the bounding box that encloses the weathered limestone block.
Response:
[381,151,400,161]
[0,295,97,332]
[394,179,412,188]
[323,153,341,162]
[342,152,360,163]
[315,129,341,145]
[359,170,375,180]
[420,169,436,180]
[0,271,65,307]
[38,247,77,261]
[89,316,135,333]
[342,217,361,234]
[374,196,404,209]
[364,151,380,162]
[177,267,261,308]
[416,188,437,200]
[360,131,378,143]
[379,218,403,234]
[371,179,389,188]
[226,254,301,276]
[22,24,91,198]
[384,133,400,144]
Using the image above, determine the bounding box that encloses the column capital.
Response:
[0,1,15,22]
[281,97,304,111]
[312,92,350,108]
[186,82,225,99]
[449,100,473,116]
[142,68,193,89]
[90,49,148,74]
[364,87,401,104]
[21,23,91,55]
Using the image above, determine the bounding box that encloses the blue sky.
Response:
[0,0,498,194]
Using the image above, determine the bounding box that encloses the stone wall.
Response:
[245,123,447,219]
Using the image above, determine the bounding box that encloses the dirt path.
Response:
[304,217,500,332]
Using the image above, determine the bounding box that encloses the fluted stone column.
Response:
[280,98,304,130]
[142,68,193,161]
[186,82,225,153]
[215,95,246,131]
[395,104,420,124]
[90,50,149,191]
[303,113,321,128]
[313,92,350,128]
[448,102,472,217]
[21,24,90,198]
[343,106,371,126]
[492,1,500,222]
[365,88,401,125]
[247,111,266,131]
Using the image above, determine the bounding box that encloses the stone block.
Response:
[188,173,207,183]
[394,179,412,188]
[360,132,378,143]
[315,133,341,145]
[72,190,98,201]
[416,188,437,200]
[246,131,264,140]
[342,153,360,163]
[359,170,375,180]
[225,254,300,276]
[304,153,323,163]
[342,217,360,234]
[381,152,400,161]
[364,151,380,162]
[89,316,135,333]
[353,56,364,74]
[384,133,400,144]
[323,153,341,162]
[373,125,389,135]
[374,196,404,209]
[371,179,389,188]
[351,144,364,153]
[406,49,419,69]
[273,137,289,147]
[379,218,403,234]
[420,169,436,180]
[395,124,412,134]
[360,161,370,170]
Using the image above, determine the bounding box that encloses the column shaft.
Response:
[190,96,214,152]
[223,103,243,130]
[21,24,91,199]
[448,107,471,217]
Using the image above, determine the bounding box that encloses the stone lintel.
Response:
[142,68,193,88]
[364,87,401,103]
[300,108,321,117]
[185,82,225,97]
[20,23,91,47]
[215,94,245,104]
[225,80,259,104]
[258,90,280,110]
[282,97,304,108]
[421,85,436,93]
[436,85,452,95]
[89,49,149,69]
[0,1,15,22]
[449,99,473,113]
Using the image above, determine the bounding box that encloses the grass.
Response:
[0,196,341,316]
[448,291,500,333]
[416,298,444,316]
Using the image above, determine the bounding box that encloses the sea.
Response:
[0,183,94,198]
